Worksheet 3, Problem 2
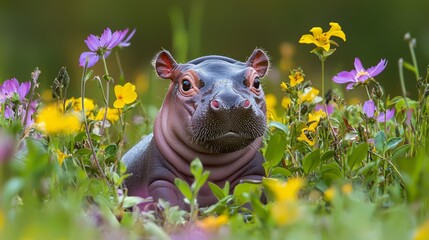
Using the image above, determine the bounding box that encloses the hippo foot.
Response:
[149,180,187,210]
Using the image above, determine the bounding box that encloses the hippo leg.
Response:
[148,180,186,209]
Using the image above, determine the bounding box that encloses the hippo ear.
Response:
[246,49,270,77]
[154,50,178,79]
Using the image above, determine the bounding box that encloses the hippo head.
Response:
[154,49,270,154]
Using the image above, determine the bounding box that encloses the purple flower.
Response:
[377,108,395,122]
[0,78,31,102]
[118,28,136,48]
[315,103,334,115]
[363,100,376,118]
[79,28,127,68]
[332,58,387,90]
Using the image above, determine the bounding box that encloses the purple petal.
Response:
[85,34,100,52]
[354,58,365,71]
[406,109,413,125]
[368,59,387,78]
[3,105,14,119]
[3,78,19,93]
[100,28,113,47]
[332,71,355,84]
[106,30,122,49]
[119,28,136,48]
[18,81,31,100]
[79,52,99,68]
[315,103,334,115]
[357,74,370,83]
[346,83,355,90]
[363,100,375,118]
[377,108,395,122]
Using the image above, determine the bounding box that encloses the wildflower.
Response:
[341,183,353,195]
[297,129,316,146]
[289,68,305,87]
[265,94,280,121]
[0,78,31,102]
[56,149,68,165]
[414,219,429,240]
[65,97,95,115]
[280,82,288,91]
[332,58,387,90]
[362,100,376,118]
[298,87,320,104]
[377,108,395,122]
[0,208,4,232]
[307,109,326,132]
[299,22,346,52]
[95,107,120,123]
[79,28,134,68]
[265,178,304,226]
[281,97,291,109]
[113,82,137,108]
[35,104,81,135]
[196,215,228,233]
[324,187,336,202]
[0,130,15,164]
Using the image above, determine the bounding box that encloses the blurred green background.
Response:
[1,0,428,104]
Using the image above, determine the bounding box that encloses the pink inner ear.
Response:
[247,50,269,77]
[155,51,177,79]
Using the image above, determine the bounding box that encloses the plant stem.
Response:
[81,62,107,181]
[115,50,125,82]
[408,39,420,81]
[321,58,325,97]
[100,55,111,136]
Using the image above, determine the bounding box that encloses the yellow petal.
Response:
[114,99,125,109]
[309,27,323,37]
[114,85,123,99]
[124,91,137,104]
[299,34,317,44]
[328,22,346,41]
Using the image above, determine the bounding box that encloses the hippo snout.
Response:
[210,87,252,111]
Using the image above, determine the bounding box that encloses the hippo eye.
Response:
[253,77,261,89]
[182,79,192,91]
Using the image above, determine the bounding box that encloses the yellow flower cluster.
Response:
[297,109,326,146]
[324,183,353,202]
[298,87,320,104]
[35,104,81,135]
[95,107,121,122]
[64,97,95,115]
[289,68,305,87]
[265,177,305,226]
[299,22,346,52]
[415,219,429,240]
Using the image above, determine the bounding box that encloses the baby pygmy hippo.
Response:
[122,49,269,209]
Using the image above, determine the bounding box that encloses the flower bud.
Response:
[51,67,70,99]
[404,32,411,42]
[372,82,384,99]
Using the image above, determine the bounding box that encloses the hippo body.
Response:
[122,49,270,209]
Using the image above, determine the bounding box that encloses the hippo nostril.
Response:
[211,99,220,110]
[243,99,251,109]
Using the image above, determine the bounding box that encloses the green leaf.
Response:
[75,148,92,156]
[375,131,387,153]
[268,121,289,134]
[208,182,226,200]
[122,196,151,208]
[193,171,210,194]
[270,167,292,178]
[105,144,118,156]
[233,183,261,206]
[302,149,321,174]
[190,158,203,179]
[321,150,335,162]
[264,131,287,168]
[402,60,417,74]
[391,144,410,162]
[84,70,93,82]
[347,142,369,170]
[174,178,193,201]
[74,132,87,142]
[321,162,342,183]
[386,137,403,151]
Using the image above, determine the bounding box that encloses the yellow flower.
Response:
[36,104,81,135]
[196,215,228,232]
[65,97,95,115]
[265,178,305,226]
[297,129,316,146]
[324,187,336,202]
[307,109,326,132]
[56,149,68,165]
[299,22,346,52]
[280,82,288,91]
[95,107,120,123]
[341,183,353,195]
[0,208,4,233]
[415,219,429,240]
[265,177,304,202]
[289,68,305,87]
[298,87,319,104]
[265,94,280,122]
[281,97,291,109]
[114,82,137,109]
